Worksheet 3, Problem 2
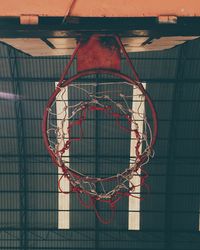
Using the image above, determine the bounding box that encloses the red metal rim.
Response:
[42,68,158,180]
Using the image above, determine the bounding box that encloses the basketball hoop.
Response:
[43,34,157,224]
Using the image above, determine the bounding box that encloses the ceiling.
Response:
[0,34,200,250]
[0,36,199,56]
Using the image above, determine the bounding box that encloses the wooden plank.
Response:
[0,0,200,17]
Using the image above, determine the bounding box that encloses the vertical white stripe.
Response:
[55,83,70,229]
[128,83,146,230]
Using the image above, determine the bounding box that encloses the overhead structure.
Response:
[0,0,200,17]
[0,0,200,55]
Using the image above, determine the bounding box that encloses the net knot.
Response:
[116,103,123,109]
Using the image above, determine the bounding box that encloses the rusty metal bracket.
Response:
[158,15,177,24]
[77,34,121,72]
[20,15,39,25]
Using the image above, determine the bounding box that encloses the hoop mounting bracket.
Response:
[77,34,121,72]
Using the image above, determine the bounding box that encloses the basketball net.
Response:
[43,35,157,224]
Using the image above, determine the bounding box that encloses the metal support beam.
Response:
[164,41,186,250]
[1,76,200,84]
[0,17,200,38]
[7,47,28,250]
[1,227,200,233]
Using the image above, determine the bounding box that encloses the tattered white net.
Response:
[46,79,154,203]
